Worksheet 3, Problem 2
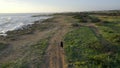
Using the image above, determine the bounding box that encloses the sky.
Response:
[0,0,120,13]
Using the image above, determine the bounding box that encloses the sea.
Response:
[0,13,52,36]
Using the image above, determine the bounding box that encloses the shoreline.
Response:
[0,14,53,36]
[0,16,55,42]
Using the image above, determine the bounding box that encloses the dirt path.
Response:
[47,28,67,68]
[41,15,73,68]
[0,15,74,68]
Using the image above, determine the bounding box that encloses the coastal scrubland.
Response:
[64,11,120,68]
[0,10,120,68]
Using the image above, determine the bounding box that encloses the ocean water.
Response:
[0,13,52,36]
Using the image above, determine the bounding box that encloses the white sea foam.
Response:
[0,13,51,36]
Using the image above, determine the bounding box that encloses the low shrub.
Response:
[0,42,7,51]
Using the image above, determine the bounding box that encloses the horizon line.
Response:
[0,9,120,14]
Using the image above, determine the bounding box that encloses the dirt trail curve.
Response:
[41,15,73,68]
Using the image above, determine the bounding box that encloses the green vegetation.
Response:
[94,14,120,46]
[73,13,101,23]
[0,38,49,68]
[98,26,120,45]
[64,26,120,68]
[0,43,7,51]
[96,16,120,23]
[71,23,80,27]
[64,12,120,68]
[89,15,101,22]
[64,27,102,67]
[73,13,89,22]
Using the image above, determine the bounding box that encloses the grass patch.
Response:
[64,26,120,68]
[95,15,120,46]
[96,16,120,23]
[98,26,120,45]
